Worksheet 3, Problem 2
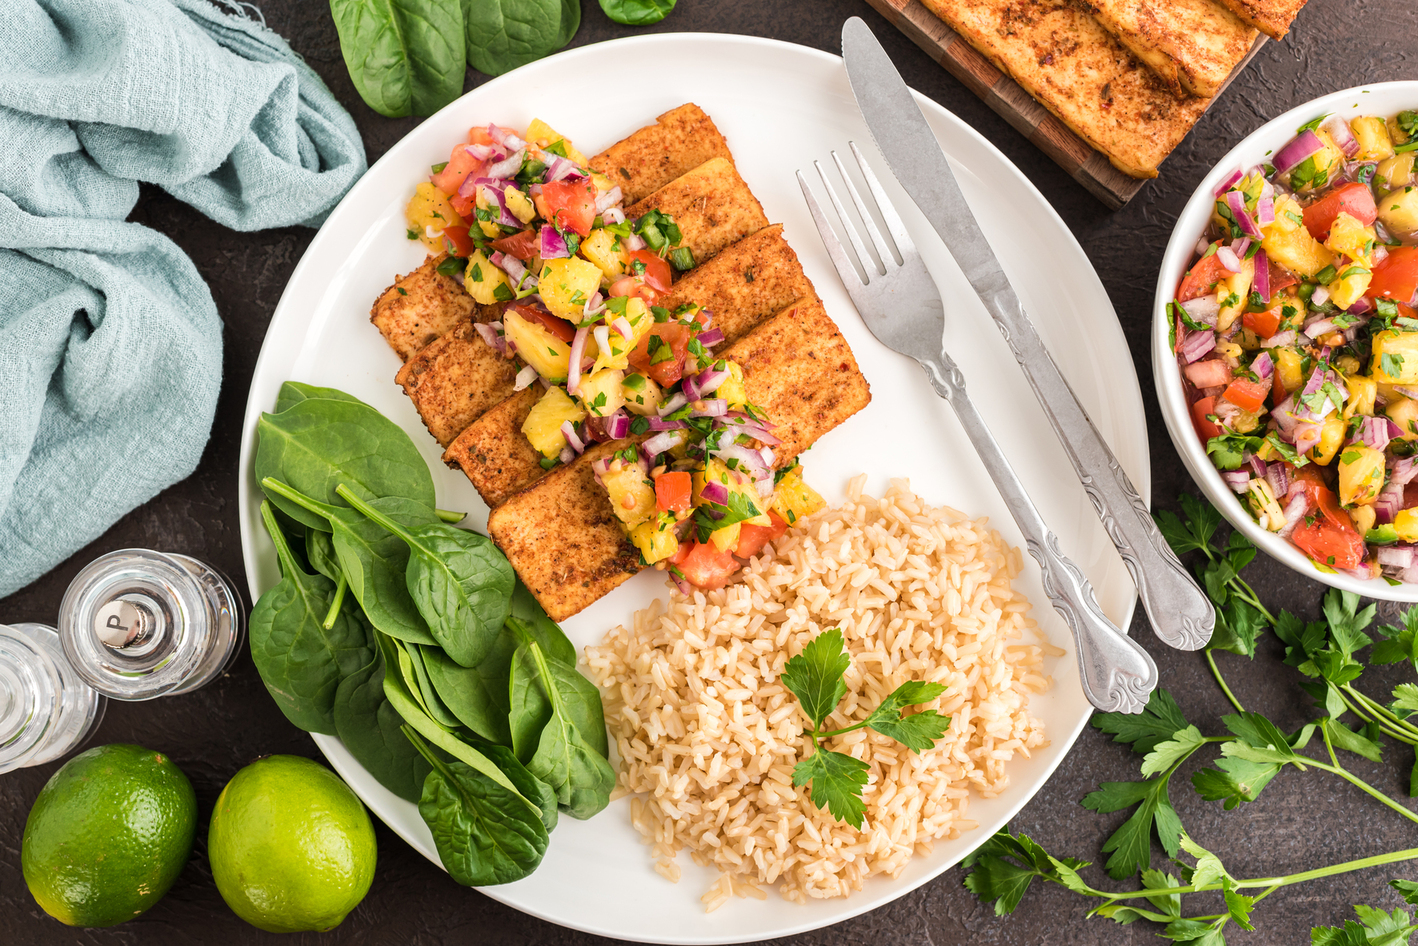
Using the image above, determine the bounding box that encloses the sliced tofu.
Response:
[370,253,477,361]
[588,103,735,206]
[920,0,1213,178]
[727,296,872,465]
[629,157,770,267]
[1080,0,1257,98]
[1213,0,1305,39]
[442,387,542,508]
[660,224,815,343]
[395,321,519,447]
[485,440,646,622]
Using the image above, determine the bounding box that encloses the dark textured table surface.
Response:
[3,1,1417,943]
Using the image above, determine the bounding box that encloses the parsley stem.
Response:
[1097,846,1418,900]
[1342,685,1418,743]
[1307,757,1418,825]
[1206,650,1245,714]
[810,721,873,740]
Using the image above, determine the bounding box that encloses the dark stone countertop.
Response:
[3,1,1416,943]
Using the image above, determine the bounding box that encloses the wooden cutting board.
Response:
[864,0,1266,208]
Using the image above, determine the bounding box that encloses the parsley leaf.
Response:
[780,628,850,729]
[791,748,869,828]
[1094,688,1190,755]
[1081,777,1185,879]
[862,681,949,750]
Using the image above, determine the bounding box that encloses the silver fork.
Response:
[798,143,1157,714]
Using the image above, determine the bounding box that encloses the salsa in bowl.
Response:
[1154,82,1418,599]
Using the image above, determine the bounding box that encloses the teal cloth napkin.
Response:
[0,0,366,598]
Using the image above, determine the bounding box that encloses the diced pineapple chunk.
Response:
[522,386,585,458]
[708,522,741,553]
[577,368,625,417]
[1262,225,1335,279]
[771,467,825,526]
[621,372,664,415]
[601,459,656,528]
[1266,195,1305,235]
[1327,262,1372,310]
[539,257,605,322]
[1395,509,1418,543]
[1351,503,1377,535]
[1378,185,1418,237]
[464,250,511,305]
[1337,444,1386,506]
[1350,117,1395,162]
[693,459,769,527]
[1309,415,1346,465]
[504,187,536,224]
[1324,213,1375,264]
[1216,257,1253,331]
[1290,129,1343,192]
[1371,330,1418,384]
[524,118,588,165]
[502,309,571,383]
[1245,478,1285,531]
[715,361,748,410]
[406,182,464,253]
[1387,397,1418,441]
[630,515,679,564]
[1274,347,1305,399]
[581,228,627,280]
[1377,154,1415,191]
[1345,375,1377,418]
[474,185,504,238]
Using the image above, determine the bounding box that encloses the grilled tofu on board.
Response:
[1079,0,1257,99]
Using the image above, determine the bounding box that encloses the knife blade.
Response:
[840,16,1214,651]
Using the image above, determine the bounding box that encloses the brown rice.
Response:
[583,476,1058,911]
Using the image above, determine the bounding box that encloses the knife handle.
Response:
[921,357,1157,714]
[984,289,1216,652]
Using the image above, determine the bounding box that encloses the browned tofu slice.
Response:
[441,387,542,508]
[726,296,872,465]
[485,440,644,622]
[1081,0,1257,98]
[588,103,735,206]
[395,321,519,447]
[1213,0,1305,39]
[370,254,477,361]
[920,0,1213,179]
[629,157,769,267]
[660,224,815,343]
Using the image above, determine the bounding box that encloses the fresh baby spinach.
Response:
[275,380,365,414]
[329,0,466,118]
[464,0,579,77]
[404,728,550,886]
[338,485,514,668]
[249,502,374,735]
[333,642,432,802]
[518,641,615,820]
[600,0,676,26]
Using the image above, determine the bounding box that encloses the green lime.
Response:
[208,754,376,933]
[22,744,196,927]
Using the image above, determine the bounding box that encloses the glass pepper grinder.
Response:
[0,622,106,774]
[58,549,244,701]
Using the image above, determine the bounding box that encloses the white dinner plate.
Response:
[237,32,1147,944]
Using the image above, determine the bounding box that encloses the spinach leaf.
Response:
[464,0,578,77]
[275,381,365,414]
[600,0,676,26]
[263,478,439,646]
[424,642,515,746]
[410,644,464,729]
[256,398,435,531]
[404,729,549,886]
[305,527,341,582]
[330,0,466,118]
[332,640,432,802]
[508,615,608,757]
[509,581,577,665]
[519,642,615,819]
[339,486,515,668]
[471,739,559,833]
[250,502,374,735]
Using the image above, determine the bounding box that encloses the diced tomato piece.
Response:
[1302,182,1378,241]
[468,126,493,146]
[1267,258,1299,297]
[1177,245,1228,302]
[628,323,692,387]
[735,511,789,559]
[490,229,540,261]
[626,249,673,293]
[1371,246,1418,304]
[432,144,483,197]
[1242,307,1282,338]
[1191,396,1222,441]
[510,303,575,343]
[676,540,741,591]
[1222,375,1270,414]
[609,275,661,304]
[1183,359,1231,389]
[1290,467,1365,570]
[441,225,475,258]
[536,179,597,237]
[654,471,692,513]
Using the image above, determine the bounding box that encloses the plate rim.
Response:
[237,29,1148,943]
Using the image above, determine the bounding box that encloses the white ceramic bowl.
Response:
[1153,81,1418,601]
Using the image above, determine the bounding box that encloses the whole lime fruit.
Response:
[22,744,197,927]
[208,754,376,933]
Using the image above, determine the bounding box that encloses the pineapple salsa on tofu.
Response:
[1174,108,1418,581]
[405,119,827,591]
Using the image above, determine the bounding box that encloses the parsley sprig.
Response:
[781,628,950,829]
[962,493,1418,944]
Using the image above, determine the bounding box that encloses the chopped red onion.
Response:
[625,233,646,252]
[1276,493,1308,538]
[539,225,569,259]
[658,392,688,417]
[491,251,531,286]
[1271,394,1300,433]
[1311,285,1331,306]
[1216,246,1242,273]
[1376,481,1405,524]
[723,412,781,445]
[1179,330,1217,364]
[1378,546,1415,569]
[613,316,634,339]
[1304,316,1337,338]
[1226,192,1263,240]
[466,143,495,161]
[694,367,730,397]
[488,124,526,151]
[486,148,526,180]
[601,207,626,225]
[696,328,725,347]
[593,324,611,361]
[595,186,623,214]
[1347,298,1372,315]
[558,445,575,465]
[1247,454,1268,478]
[1181,295,1221,327]
[1223,471,1251,493]
[641,430,684,460]
[1390,456,1418,486]
[1293,421,1323,455]
[567,326,589,394]
[583,292,604,318]
[1265,462,1289,499]
[1195,236,1211,257]
[1357,415,1392,452]
[1274,130,1325,174]
[561,420,586,454]
[699,480,730,509]
[473,321,507,356]
[1231,236,1252,257]
[1261,329,1297,349]
[605,410,632,440]
[514,364,538,391]
[690,398,728,418]
[543,156,579,183]
[1253,249,1271,301]
[1250,351,1274,379]
[646,416,686,431]
[1213,168,1243,195]
[1256,196,1275,226]
[1320,115,1360,158]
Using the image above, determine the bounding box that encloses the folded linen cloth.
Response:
[0,0,366,598]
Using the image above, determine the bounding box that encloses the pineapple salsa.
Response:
[1175,108,1418,580]
[404,119,825,591]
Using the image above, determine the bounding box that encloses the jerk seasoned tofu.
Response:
[442,387,542,508]
[395,320,519,447]
[588,103,734,206]
[1214,0,1306,39]
[1079,0,1257,99]
[626,158,770,267]
[370,254,478,361]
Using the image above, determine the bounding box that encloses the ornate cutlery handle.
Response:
[980,288,1215,651]
[921,357,1158,714]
